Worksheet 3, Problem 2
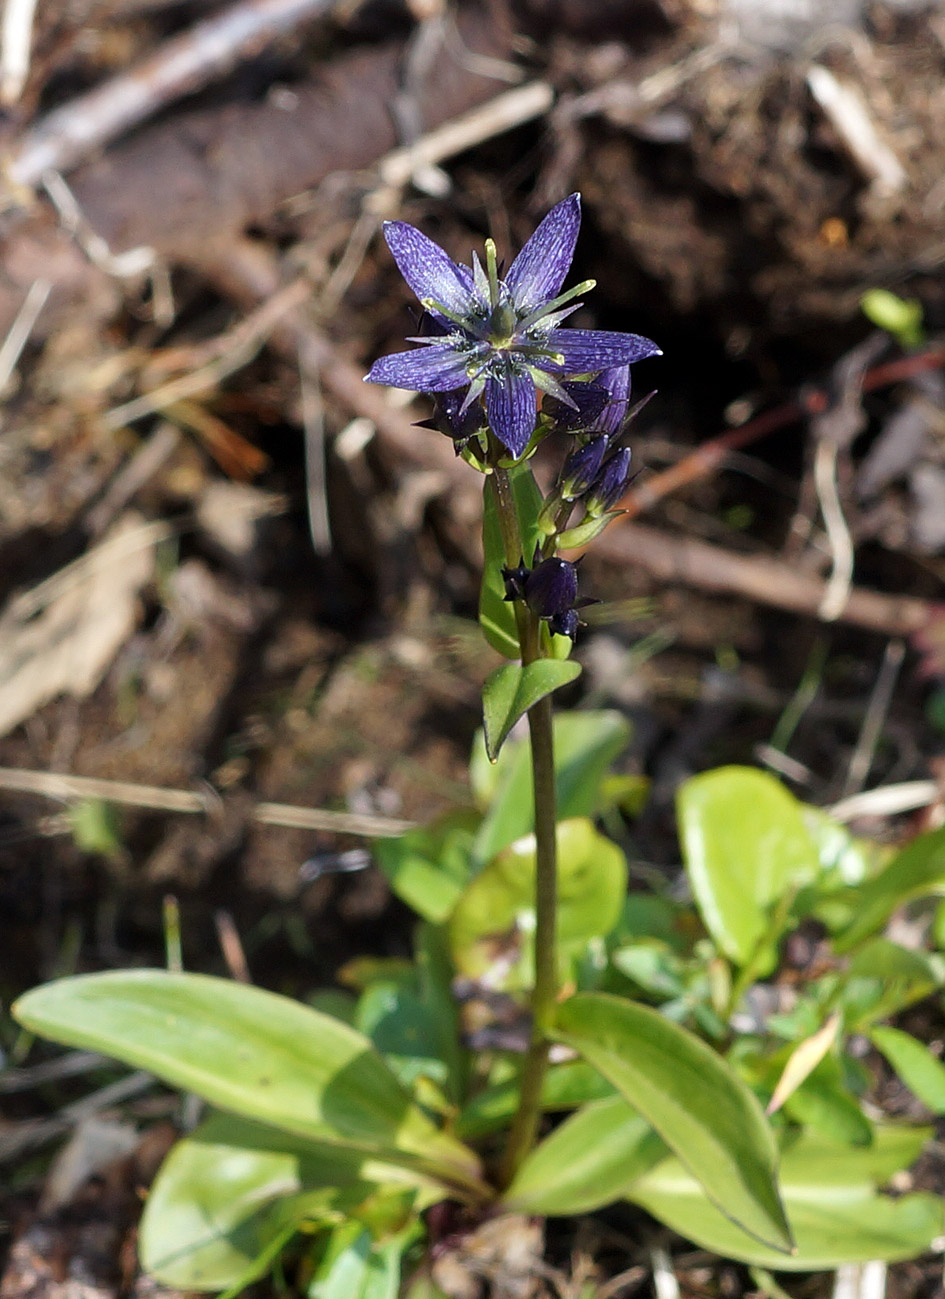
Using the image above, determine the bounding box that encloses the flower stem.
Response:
[488,459,560,1189]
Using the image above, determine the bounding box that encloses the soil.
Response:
[2,0,945,1296]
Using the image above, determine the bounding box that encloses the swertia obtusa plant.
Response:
[13,196,945,1295]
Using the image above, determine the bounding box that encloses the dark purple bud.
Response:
[523,558,579,620]
[501,561,530,602]
[596,365,631,438]
[542,378,609,434]
[435,389,486,448]
[549,608,581,640]
[588,447,632,514]
[559,437,608,500]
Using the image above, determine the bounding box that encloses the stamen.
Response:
[517,279,596,332]
[484,239,501,311]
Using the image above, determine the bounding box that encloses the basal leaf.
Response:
[551,992,792,1253]
[450,819,626,989]
[870,1026,945,1114]
[502,1095,667,1215]
[457,1060,614,1140]
[140,1114,419,1289]
[834,825,945,953]
[372,810,479,924]
[13,971,483,1194]
[677,767,821,968]
[627,1126,938,1270]
[482,659,581,762]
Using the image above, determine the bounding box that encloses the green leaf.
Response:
[372,811,479,924]
[627,1125,939,1270]
[870,1026,945,1113]
[781,1058,873,1147]
[355,982,449,1091]
[482,660,582,763]
[479,464,542,659]
[311,1221,418,1299]
[677,767,820,968]
[502,1096,667,1215]
[13,971,483,1193]
[551,992,792,1253]
[140,1114,416,1289]
[471,711,630,864]
[457,1060,614,1140]
[450,820,627,989]
[839,939,944,1029]
[834,825,945,953]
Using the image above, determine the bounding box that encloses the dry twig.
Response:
[0,765,416,837]
[6,0,337,192]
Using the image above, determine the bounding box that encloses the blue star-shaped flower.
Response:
[366,194,661,458]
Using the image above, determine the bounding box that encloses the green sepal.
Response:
[557,510,622,549]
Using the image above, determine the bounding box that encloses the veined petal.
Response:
[383,222,474,318]
[366,343,471,393]
[597,364,631,437]
[505,194,581,314]
[485,365,537,458]
[544,328,662,374]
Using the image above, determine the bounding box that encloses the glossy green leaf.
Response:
[471,711,630,864]
[13,971,483,1193]
[140,1114,418,1289]
[839,939,944,1029]
[310,1220,417,1299]
[372,811,479,924]
[450,819,626,989]
[354,982,449,1091]
[677,767,820,967]
[482,660,582,762]
[870,1026,945,1113]
[551,992,792,1253]
[456,1060,614,1140]
[502,1096,667,1214]
[627,1126,939,1270]
[834,825,945,952]
[479,464,543,659]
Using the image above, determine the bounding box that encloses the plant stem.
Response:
[488,460,560,1188]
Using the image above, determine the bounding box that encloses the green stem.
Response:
[488,458,560,1188]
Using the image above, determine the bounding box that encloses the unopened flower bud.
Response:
[558,437,608,500]
[524,558,579,621]
[587,447,632,515]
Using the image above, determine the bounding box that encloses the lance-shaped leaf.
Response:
[502,1095,667,1215]
[834,825,945,952]
[482,660,581,762]
[551,992,792,1253]
[13,971,484,1194]
[870,1026,945,1114]
[627,1125,939,1270]
[140,1113,432,1289]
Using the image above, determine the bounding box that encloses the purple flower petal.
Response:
[366,343,471,393]
[485,365,537,458]
[545,328,662,374]
[505,194,581,314]
[597,365,631,437]
[383,222,474,318]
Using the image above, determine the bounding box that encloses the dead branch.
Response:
[591,520,941,638]
[0,765,416,836]
[5,0,337,192]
